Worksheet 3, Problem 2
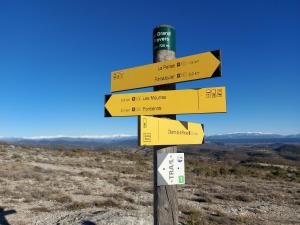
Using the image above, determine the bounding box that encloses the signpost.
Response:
[105,87,226,117]
[111,50,221,92]
[139,116,204,146]
[104,24,227,225]
[157,153,185,186]
[152,25,178,225]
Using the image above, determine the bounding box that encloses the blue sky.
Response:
[0,0,299,137]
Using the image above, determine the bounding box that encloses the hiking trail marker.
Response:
[105,87,226,117]
[139,116,204,146]
[157,153,185,186]
[104,24,227,225]
[111,50,221,92]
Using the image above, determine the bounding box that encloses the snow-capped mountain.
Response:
[208,132,283,139]
[206,132,300,143]
[0,134,137,149]
[0,134,135,141]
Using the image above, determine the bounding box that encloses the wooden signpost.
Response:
[104,25,227,225]
[152,25,178,225]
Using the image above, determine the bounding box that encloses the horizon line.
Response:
[1,131,300,140]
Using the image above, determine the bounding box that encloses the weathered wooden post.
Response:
[153,24,178,225]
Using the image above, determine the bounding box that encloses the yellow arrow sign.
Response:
[105,86,226,117]
[139,116,204,146]
[111,50,221,92]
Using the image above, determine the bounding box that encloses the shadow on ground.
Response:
[82,221,96,225]
[0,208,16,225]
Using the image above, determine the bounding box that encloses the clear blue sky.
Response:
[0,0,299,137]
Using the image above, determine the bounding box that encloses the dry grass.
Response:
[66,198,136,211]
[0,144,299,225]
[186,157,300,182]
[181,205,258,225]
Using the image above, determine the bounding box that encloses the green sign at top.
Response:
[153,25,176,53]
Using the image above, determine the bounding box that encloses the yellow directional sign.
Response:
[104,86,226,117]
[111,50,221,92]
[139,116,204,146]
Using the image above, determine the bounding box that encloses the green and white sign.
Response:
[157,153,185,186]
[153,25,176,53]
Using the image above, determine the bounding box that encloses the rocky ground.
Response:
[0,143,299,225]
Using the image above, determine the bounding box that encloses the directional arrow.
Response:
[111,50,221,92]
[139,116,204,146]
[157,153,185,186]
[104,86,226,117]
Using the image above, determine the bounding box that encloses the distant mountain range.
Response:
[0,135,137,150]
[206,132,300,142]
[1,132,300,149]
[0,134,136,142]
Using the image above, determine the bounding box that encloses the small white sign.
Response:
[157,153,185,186]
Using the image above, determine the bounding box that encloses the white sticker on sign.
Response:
[157,153,185,186]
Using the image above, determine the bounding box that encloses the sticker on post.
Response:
[157,153,185,186]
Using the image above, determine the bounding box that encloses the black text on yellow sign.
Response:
[111,50,221,92]
[139,116,204,146]
[104,86,226,117]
